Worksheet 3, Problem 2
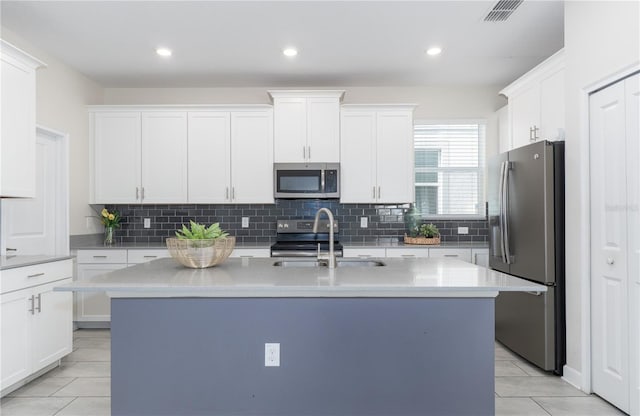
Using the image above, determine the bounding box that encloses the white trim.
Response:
[500,48,564,98]
[268,90,345,100]
[0,39,46,69]
[87,104,273,112]
[562,365,583,390]
[581,62,640,394]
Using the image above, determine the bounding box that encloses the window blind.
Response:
[414,123,486,218]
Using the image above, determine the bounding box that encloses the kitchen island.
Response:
[57,257,544,416]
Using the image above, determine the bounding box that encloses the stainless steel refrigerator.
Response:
[488,140,565,374]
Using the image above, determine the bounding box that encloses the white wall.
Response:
[564,0,640,385]
[1,27,105,235]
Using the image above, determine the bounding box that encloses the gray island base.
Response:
[56,257,546,416]
[112,297,494,416]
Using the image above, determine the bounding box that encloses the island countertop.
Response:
[56,257,545,298]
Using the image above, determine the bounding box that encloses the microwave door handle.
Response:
[321,170,325,193]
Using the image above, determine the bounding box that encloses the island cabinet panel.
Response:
[111,297,495,416]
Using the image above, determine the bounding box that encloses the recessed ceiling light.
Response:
[156,47,172,57]
[426,47,442,56]
[283,48,298,57]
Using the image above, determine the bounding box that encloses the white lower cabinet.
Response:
[472,248,489,267]
[1,259,72,394]
[343,248,387,259]
[428,248,473,263]
[344,246,487,266]
[385,248,429,258]
[229,248,270,258]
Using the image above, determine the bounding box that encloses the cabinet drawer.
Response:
[385,248,429,258]
[1,259,73,294]
[428,248,472,263]
[127,249,170,264]
[76,250,127,264]
[229,248,270,258]
[343,248,386,258]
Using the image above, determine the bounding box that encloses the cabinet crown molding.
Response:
[341,104,418,111]
[500,48,565,98]
[268,90,345,101]
[87,104,273,112]
[0,39,47,69]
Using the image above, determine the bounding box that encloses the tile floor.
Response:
[0,329,625,415]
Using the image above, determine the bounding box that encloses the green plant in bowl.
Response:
[167,221,235,268]
[175,221,228,247]
[410,223,440,238]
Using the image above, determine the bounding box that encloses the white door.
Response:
[590,79,629,413]
[141,112,188,203]
[307,97,340,163]
[273,98,306,163]
[376,111,414,203]
[340,111,377,203]
[624,73,640,416]
[187,112,231,203]
[76,264,127,322]
[230,111,273,203]
[510,85,540,149]
[1,133,58,255]
[0,289,31,389]
[31,279,73,372]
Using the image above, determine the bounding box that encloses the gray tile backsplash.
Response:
[106,201,488,244]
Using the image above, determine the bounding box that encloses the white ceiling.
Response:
[0,1,564,88]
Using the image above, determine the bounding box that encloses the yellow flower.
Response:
[101,208,109,218]
[108,214,115,221]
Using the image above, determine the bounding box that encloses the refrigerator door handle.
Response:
[498,162,507,263]
[502,161,513,264]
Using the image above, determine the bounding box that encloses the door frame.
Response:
[0,125,69,256]
[580,63,640,396]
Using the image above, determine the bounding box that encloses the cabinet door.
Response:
[307,97,340,162]
[1,53,37,197]
[31,279,72,372]
[510,86,540,150]
[540,68,565,142]
[472,248,490,267]
[1,289,31,389]
[187,112,231,203]
[376,111,414,203]
[429,248,472,263]
[274,98,307,162]
[340,111,377,203]
[76,263,128,322]
[93,112,141,203]
[231,111,274,203]
[141,112,188,203]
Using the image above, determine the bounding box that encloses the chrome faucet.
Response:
[313,207,336,268]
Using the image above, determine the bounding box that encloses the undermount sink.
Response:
[273,259,386,268]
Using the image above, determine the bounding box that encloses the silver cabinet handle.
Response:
[36,294,42,313]
[444,254,459,257]
[225,187,229,200]
[27,272,45,278]
[93,255,107,258]
[143,255,157,258]
[378,186,381,199]
[372,187,376,199]
[136,187,139,200]
[232,187,235,201]
[141,187,145,201]
[401,254,416,258]
[303,146,306,160]
[308,145,311,160]
[239,255,254,258]
[6,248,17,252]
[28,295,35,315]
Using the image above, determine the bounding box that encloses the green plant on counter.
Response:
[410,223,440,238]
[176,221,229,240]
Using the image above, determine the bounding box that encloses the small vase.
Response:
[104,226,115,246]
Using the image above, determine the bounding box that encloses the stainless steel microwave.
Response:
[274,163,340,199]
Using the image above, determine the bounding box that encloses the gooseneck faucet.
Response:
[313,208,336,268]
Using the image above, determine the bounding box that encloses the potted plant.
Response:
[100,208,121,246]
[404,223,441,245]
[166,221,235,268]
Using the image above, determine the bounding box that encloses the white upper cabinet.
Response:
[340,105,415,203]
[500,49,565,151]
[270,90,344,163]
[0,40,46,198]
[91,109,188,204]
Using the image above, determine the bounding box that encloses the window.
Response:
[414,122,486,218]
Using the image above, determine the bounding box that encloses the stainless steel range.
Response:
[270,219,343,258]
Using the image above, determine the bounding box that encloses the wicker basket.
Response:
[166,237,236,268]
[403,234,441,245]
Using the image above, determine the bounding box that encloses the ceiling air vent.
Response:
[484,0,524,22]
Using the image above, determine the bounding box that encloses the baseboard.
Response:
[75,321,111,329]
[562,365,582,390]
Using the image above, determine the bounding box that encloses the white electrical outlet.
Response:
[458,227,469,235]
[242,217,250,228]
[265,343,280,367]
[360,217,368,228]
[144,218,151,228]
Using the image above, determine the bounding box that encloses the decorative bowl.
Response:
[166,237,236,268]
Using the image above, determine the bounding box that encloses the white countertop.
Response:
[56,257,545,299]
